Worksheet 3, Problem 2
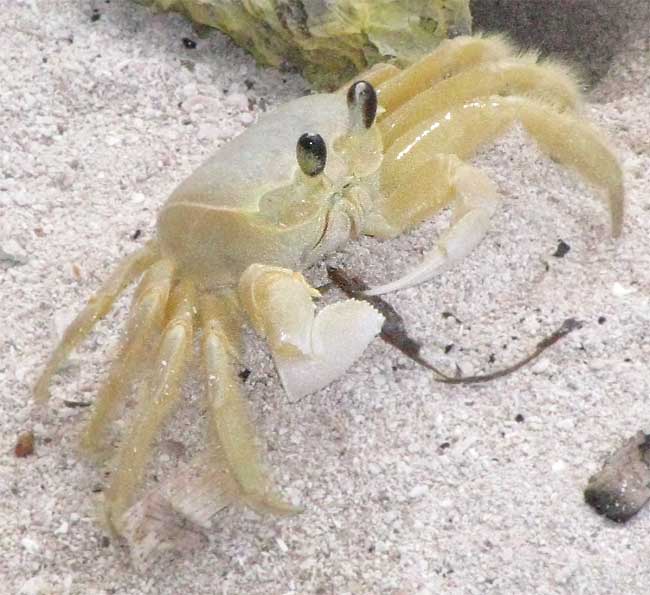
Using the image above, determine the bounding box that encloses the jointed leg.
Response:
[34,241,159,402]
[104,279,196,532]
[363,154,456,239]
[365,161,500,295]
[376,34,516,114]
[199,292,297,516]
[379,58,581,147]
[383,96,623,237]
[80,259,175,457]
[339,62,401,94]
[239,264,384,399]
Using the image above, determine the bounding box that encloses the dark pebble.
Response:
[552,239,571,258]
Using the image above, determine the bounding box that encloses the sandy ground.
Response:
[2,0,649,593]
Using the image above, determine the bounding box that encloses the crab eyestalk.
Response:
[347,80,378,130]
[332,80,384,179]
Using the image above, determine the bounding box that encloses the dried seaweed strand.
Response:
[326,266,582,385]
[434,318,582,384]
[325,266,455,380]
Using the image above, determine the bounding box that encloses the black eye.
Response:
[347,80,377,129]
[296,132,327,177]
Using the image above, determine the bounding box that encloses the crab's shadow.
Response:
[471,0,636,87]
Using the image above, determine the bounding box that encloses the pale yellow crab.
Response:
[34,35,623,533]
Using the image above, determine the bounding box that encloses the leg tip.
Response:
[608,181,624,238]
[243,492,304,517]
[33,380,51,404]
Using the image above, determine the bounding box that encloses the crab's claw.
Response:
[239,264,384,399]
[272,299,384,398]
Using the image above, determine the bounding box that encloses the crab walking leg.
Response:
[384,96,624,237]
[104,280,196,531]
[376,34,516,115]
[239,264,385,399]
[80,259,175,456]
[379,59,581,147]
[199,293,297,516]
[364,155,461,239]
[339,62,401,94]
[34,241,159,402]
[365,163,500,295]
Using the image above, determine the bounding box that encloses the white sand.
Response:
[2,1,649,593]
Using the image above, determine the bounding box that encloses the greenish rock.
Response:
[137,0,472,89]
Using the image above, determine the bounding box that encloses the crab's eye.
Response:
[347,80,377,129]
[296,132,327,177]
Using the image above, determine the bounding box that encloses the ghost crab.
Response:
[35,35,623,534]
